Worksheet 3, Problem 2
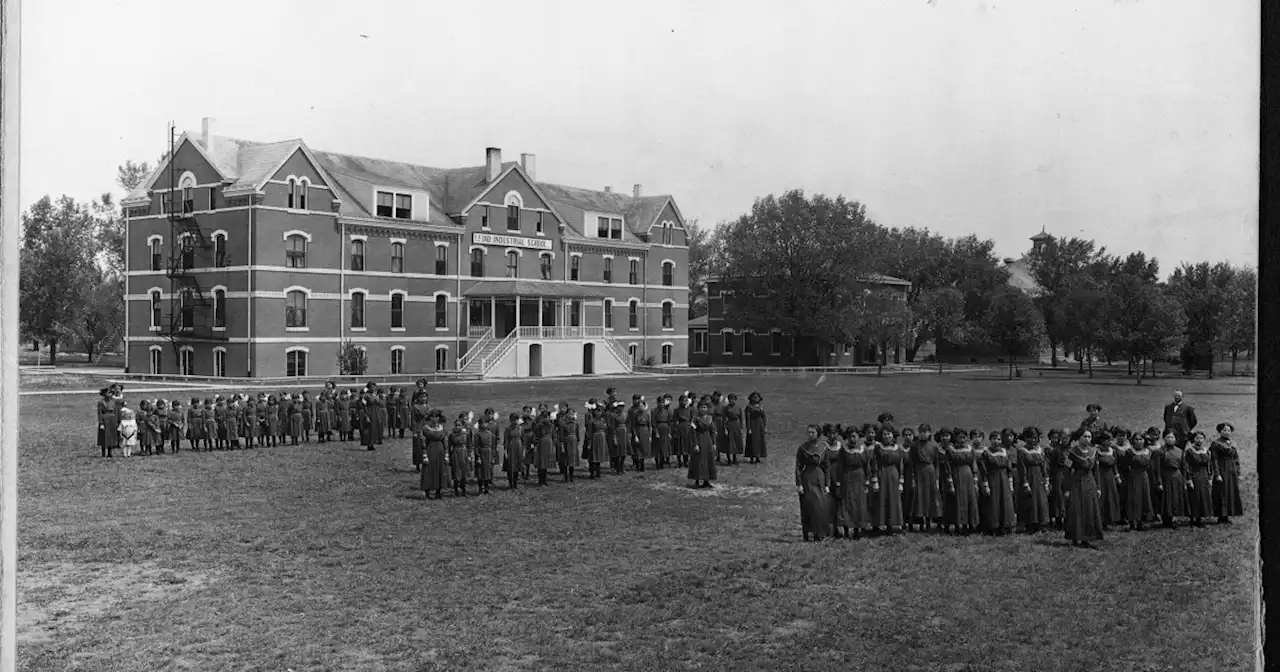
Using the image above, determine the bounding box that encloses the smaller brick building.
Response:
[688,274,912,367]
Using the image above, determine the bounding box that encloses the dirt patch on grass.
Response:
[18,561,215,645]
[648,481,772,498]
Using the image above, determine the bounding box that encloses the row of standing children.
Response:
[96,381,431,456]
[409,387,771,498]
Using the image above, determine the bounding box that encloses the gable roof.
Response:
[534,182,679,242]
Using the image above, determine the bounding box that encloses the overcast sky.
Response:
[23,0,1257,272]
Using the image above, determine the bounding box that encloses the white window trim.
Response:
[349,289,369,332]
[432,291,452,300]
[660,341,675,364]
[569,251,583,259]
[389,290,408,331]
[539,251,556,260]
[148,288,164,331]
[433,292,450,331]
[660,299,676,331]
[178,171,197,189]
[349,234,369,243]
[390,345,406,352]
[469,245,486,255]
[373,187,420,221]
[148,345,163,374]
[212,346,228,376]
[147,234,163,246]
[601,253,614,260]
[284,286,310,332]
[282,229,312,242]
[604,299,615,331]
[628,298,640,332]
[503,247,524,258]
[286,346,311,354]
[503,190,524,208]
[389,238,407,246]
[434,241,451,248]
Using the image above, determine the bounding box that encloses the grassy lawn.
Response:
[16,371,1256,671]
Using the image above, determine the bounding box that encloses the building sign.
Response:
[473,232,553,251]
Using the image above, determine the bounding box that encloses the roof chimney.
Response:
[202,117,215,155]
[633,184,643,198]
[604,185,612,193]
[485,147,502,182]
[520,153,536,181]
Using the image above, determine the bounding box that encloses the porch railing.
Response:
[479,329,520,375]
[458,327,494,371]
[516,326,605,340]
[603,337,633,371]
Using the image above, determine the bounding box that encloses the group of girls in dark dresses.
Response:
[795,414,1244,548]
[94,380,429,456]
[412,388,770,499]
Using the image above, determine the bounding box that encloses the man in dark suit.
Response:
[1162,389,1197,447]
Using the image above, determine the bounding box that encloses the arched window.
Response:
[435,295,448,329]
[507,204,520,232]
[296,179,308,210]
[629,259,639,285]
[391,347,405,374]
[213,288,227,329]
[149,290,162,330]
[179,347,194,376]
[149,346,163,375]
[285,290,307,328]
[628,300,638,329]
[743,330,755,355]
[286,234,307,268]
[213,232,227,268]
[435,245,449,275]
[213,348,227,377]
[390,293,405,329]
[286,347,308,377]
[628,344,637,365]
[470,248,485,278]
[661,301,673,329]
[603,258,613,283]
[661,344,673,365]
[179,289,194,330]
[570,255,580,281]
[350,239,365,271]
[179,234,195,270]
[286,178,298,209]
[662,261,674,287]
[604,299,614,329]
[435,346,449,372]
[350,291,366,329]
[539,253,553,280]
[661,222,674,245]
[391,242,404,273]
[506,250,518,278]
[180,175,195,214]
[149,236,163,271]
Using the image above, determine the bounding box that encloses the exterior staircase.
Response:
[459,326,634,378]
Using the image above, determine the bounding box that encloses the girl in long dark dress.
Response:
[723,394,744,465]
[1094,431,1122,528]
[874,427,906,534]
[476,411,498,494]
[1211,422,1243,523]
[1183,430,1214,527]
[899,427,916,529]
[1064,429,1104,547]
[505,413,526,489]
[673,395,695,468]
[652,397,672,469]
[909,424,941,532]
[1157,429,1187,528]
[1124,431,1157,530]
[980,431,1016,536]
[1047,428,1071,530]
[945,429,980,536]
[824,425,845,538]
[421,412,449,499]
[835,427,872,539]
[609,402,628,475]
[98,389,119,457]
[744,392,767,463]
[411,395,428,472]
[586,403,609,479]
[535,410,557,486]
[796,425,831,542]
[1016,427,1051,533]
[449,416,472,496]
[687,402,717,488]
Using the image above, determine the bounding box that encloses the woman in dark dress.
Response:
[796,425,831,542]
[1124,430,1157,530]
[609,401,628,475]
[1064,428,1104,547]
[475,410,497,494]
[945,429,980,536]
[1211,422,1243,524]
[744,392,767,463]
[980,430,1016,536]
[835,426,872,539]
[1094,430,1123,529]
[420,411,449,499]
[534,409,557,486]
[723,394,744,466]
[824,425,845,538]
[909,424,941,532]
[1047,428,1071,530]
[97,388,117,457]
[1183,430,1214,527]
[652,396,672,469]
[448,416,471,496]
[1157,429,1187,529]
[873,426,906,535]
[410,393,429,472]
[504,413,525,489]
[1016,426,1051,534]
[687,402,717,488]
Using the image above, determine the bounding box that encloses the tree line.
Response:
[685,189,1255,380]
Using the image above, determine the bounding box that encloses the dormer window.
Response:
[180,176,195,214]
[375,190,413,219]
[595,216,623,239]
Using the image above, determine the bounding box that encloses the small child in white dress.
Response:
[118,407,138,458]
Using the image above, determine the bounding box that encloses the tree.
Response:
[1059,273,1111,378]
[686,219,722,319]
[1027,235,1101,367]
[59,265,124,362]
[981,286,1045,380]
[1116,281,1183,385]
[1167,261,1232,374]
[844,287,913,375]
[916,287,968,373]
[1215,265,1256,375]
[93,192,125,276]
[116,159,153,193]
[337,341,369,375]
[718,190,885,364]
[20,196,101,365]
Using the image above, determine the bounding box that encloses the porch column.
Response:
[538,297,543,329]
[515,294,521,334]
[490,297,496,331]
[463,299,470,333]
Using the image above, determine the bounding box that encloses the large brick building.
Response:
[123,119,691,378]
[688,274,911,367]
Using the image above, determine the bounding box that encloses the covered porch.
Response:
[462,280,608,339]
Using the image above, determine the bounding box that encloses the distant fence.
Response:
[112,372,483,386]
[634,364,991,376]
